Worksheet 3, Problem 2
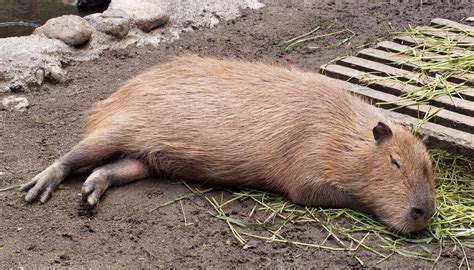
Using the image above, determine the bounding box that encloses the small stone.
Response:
[209,16,220,28]
[35,68,45,86]
[1,96,29,112]
[242,240,256,250]
[47,66,67,84]
[467,17,474,22]
[34,15,92,46]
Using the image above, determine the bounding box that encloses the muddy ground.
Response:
[1,1,473,268]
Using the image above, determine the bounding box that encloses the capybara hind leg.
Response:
[81,158,151,207]
[20,135,117,203]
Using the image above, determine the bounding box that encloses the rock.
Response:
[467,17,474,22]
[86,14,130,39]
[47,66,67,84]
[106,0,169,32]
[1,96,29,112]
[35,68,45,86]
[34,15,92,46]
[209,16,219,28]
[242,240,257,250]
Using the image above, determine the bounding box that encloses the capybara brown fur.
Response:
[21,55,436,234]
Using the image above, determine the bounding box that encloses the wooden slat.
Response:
[320,64,474,133]
[356,47,474,85]
[431,18,474,33]
[359,47,431,69]
[392,35,474,55]
[416,26,474,44]
[337,56,425,85]
[375,39,474,57]
[335,56,474,102]
[376,40,473,58]
[321,77,474,158]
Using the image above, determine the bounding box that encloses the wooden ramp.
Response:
[320,18,474,158]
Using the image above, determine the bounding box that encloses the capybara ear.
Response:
[373,122,392,143]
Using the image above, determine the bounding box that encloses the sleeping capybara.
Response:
[20,55,436,234]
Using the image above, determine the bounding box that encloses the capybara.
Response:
[20,55,436,234]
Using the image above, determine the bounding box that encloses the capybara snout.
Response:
[20,55,436,234]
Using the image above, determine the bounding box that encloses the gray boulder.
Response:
[106,0,169,32]
[86,14,130,39]
[34,15,92,46]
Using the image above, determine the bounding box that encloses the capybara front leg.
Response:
[288,180,364,211]
[20,135,117,203]
[81,158,151,207]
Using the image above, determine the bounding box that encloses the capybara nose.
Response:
[410,207,426,221]
[410,201,435,222]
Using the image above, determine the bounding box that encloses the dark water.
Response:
[0,0,106,38]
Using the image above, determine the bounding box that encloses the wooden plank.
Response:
[335,56,474,102]
[322,77,474,158]
[416,26,474,44]
[336,56,424,84]
[356,48,474,85]
[320,64,474,133]
[377,40,417,54]
[320,61,474,117]
[392,35,474,55]
[431,18,474,33]
[375,39,474,57]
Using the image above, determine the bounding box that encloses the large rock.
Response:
[86,14,130,39]
[34,15,92,46]
[106,0,169,32]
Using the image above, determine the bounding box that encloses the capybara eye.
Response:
[390,155,401,169]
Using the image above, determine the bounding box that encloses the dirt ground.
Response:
[1,1,473,268]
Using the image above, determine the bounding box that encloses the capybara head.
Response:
[356,122,436,234]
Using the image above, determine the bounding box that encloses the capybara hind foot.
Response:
[20,134,119,203]
[20,162,69,203]
[81,158,151,207]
